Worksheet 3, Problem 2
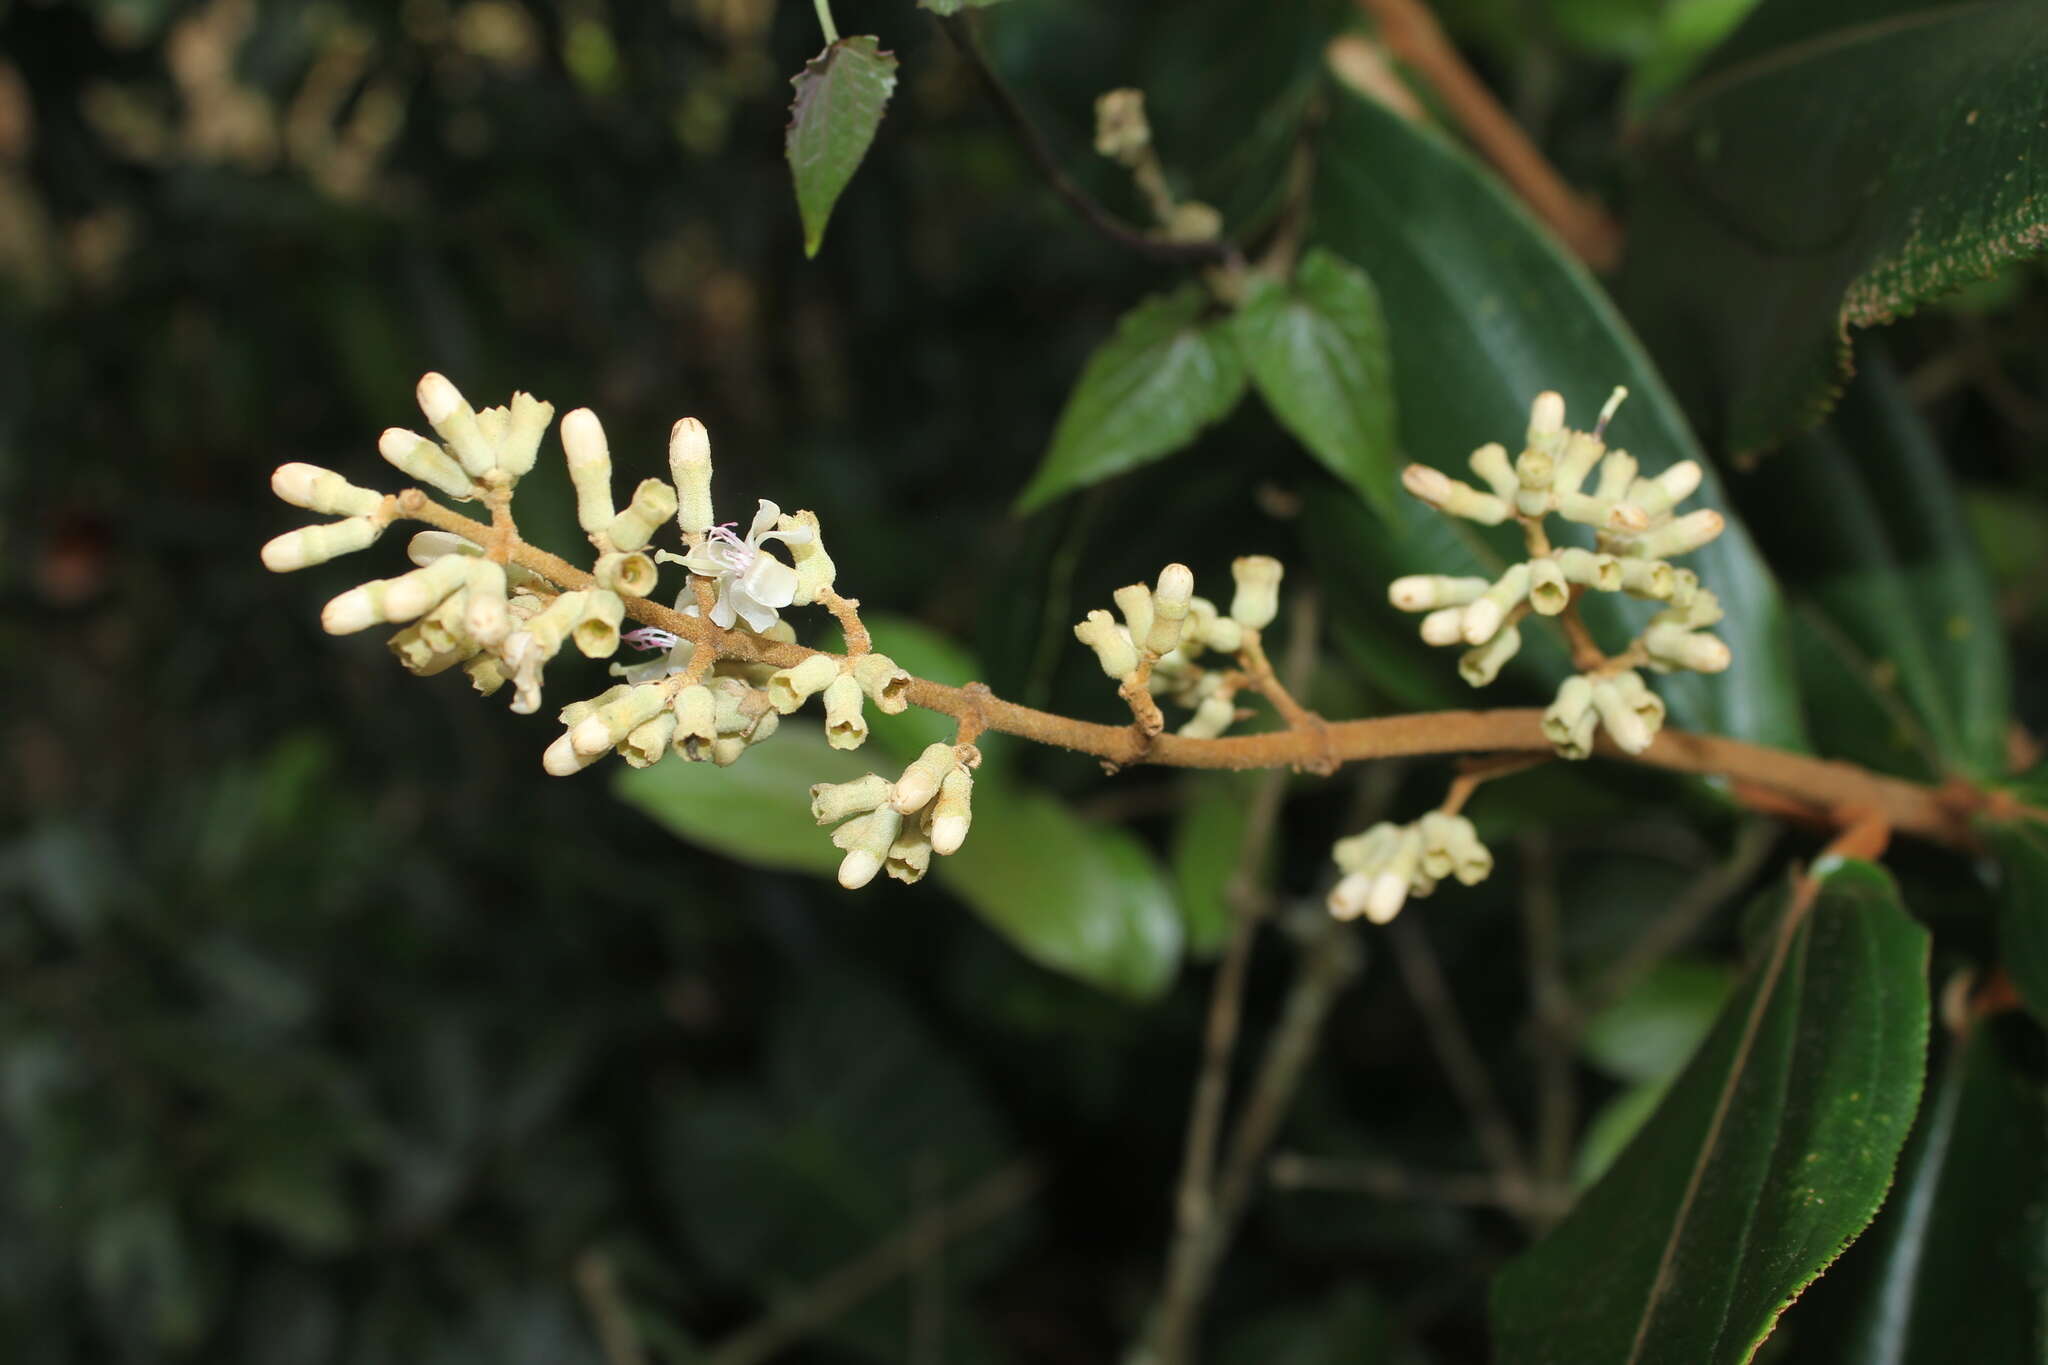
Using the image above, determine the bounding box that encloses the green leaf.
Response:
[936,786,1182,1001]
[1314,91,1804,749]
[1233,248,1398,518]
[1580,958,1735,1084]
[1621,4,2048,452]
[1491,861,1930,1364]
[917,0,1008,13]
[1737,345,2009,779]
[1169,775,1259,959]
[613,723,873,878]
[1016,284,1247,513]
[1776,1015,2048,1364]
[1983,803,2048,1027]
[785,37,898,258]
[1574,1079,1671,1190]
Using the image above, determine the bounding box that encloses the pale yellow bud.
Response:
[1542,675,1597,759]
[1610,669,1667,730]
[379,427,475,499]
[1401,464,1510,525]
[416,372,497,478]
[832,806,902,889]
[620,712,678,767]
[1333,823,1400,876]
[571,682,668,756]
[1388,574,1489,612]
[1093,87,1151,163]
[1229,555,1284,630]
[1468,442,1517,499]
[1592,677,1653,754]
[271,463,385,517]
[671,683,718,759]
[1668,568,1701,610]
[465,654,508,696]
[1177,692,1236,739]
[1625,460,1703,520]
[1328,872,1374,921]
[1075,610,1140,679]
[1594,450,1639,503]
[560,407,616,538]
[387,620,466,677]
[923,767,973,856]
[778,509,835,605]
[1458,623,1522,687]
[1145,563,1194,656]
[558,684,632,728]
[1556,547,1622,591]
[261,515,385,572]
[498,391,554,478]
[1365,830,1424,923]
[1202,614,1243,654]
[1526,390,1566,449]
[593,551,659,598]
[606,478,678,553]
[822,673,868,750]
[1419,607,1466,647]
[811,773,895,824]
[543,730,607,776]
[886,826,935,884]
[526,590,588,658]
[1113,583,1155,648]
[1618,557,1675,599]
[1645,623,1731,673]
[463,559,510,647]
[669,418,715,535]
[767,654,842,713]
[852,653,910,714]
[572,590,625,658]
[1527,557,1570,616]
[1462,564,1530,645]
[1632,509,1724,560]
[1553,431,1606,497]
[891,742,961,814]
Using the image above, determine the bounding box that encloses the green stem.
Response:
[813,0,839,45]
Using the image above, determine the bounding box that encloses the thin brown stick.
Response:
[1518,835,1577,1205]
[1352,0,1622,269]
[702,1163,1042,1365]
[1270,1152,1572,1220]
[391,493,1985,851]
[573,1250,649,1365]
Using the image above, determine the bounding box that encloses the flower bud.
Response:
[1683,587,1723,628]
[1526,390,1565,452]
[525,590,588,658]
[768,653,843,713]
[1328,872,1374,920]
[1419,607,1466,646]
[1202,613,1243,654]
[496,391,554,478]
[928,767,974,855]
[593,551,659,598]
[1333,823,1401,876]
[560,407,616,538]
[1668,567,1701,610]
[543,730,608,776]
[1626,460,1703,520]
[1229,555,1284,630]
[811,773,895,824]
[463,558,510,646]
[1388,574,1489,612]
[559,684,632,728]
[1553,430,1606,497]
[822,672,867,750]
[1182,596,1220,652]
[272,463,385,517]
[851,653,910,714]
[1177,691,1237,740]
[1610,669,1667,729]
[832,806,903,889]
[416,372,497,478]
[1592,677,1653,754]
[1617,557,1675,599]
[1075,610,1139,679]
[388,620,467,677]
[1556,547,1622,591]
[571,682,669,756]
[1468,442,1516,499]
[1462,563,1530,645]
[572,590,625,657]
[1527,556,1570,615]
[669,417,715,535]
[1113,583,1155,648]
[892,742,961,814]
[887,826,935,884]
[1645,622,1731,673]
[1594,449,1639,503]
[262,515,385,572]
[1145,564,1194,656]
[672,683,718,759]
[607,478,678,553]
[1401,465,1510,525]
[778,509,835,605]
[620,712,678,767]
[465,654,508,696]
[379,427,475,499]
[1632,509,1725,560]
[1542,675,1598,759]
[1365,829,1424,924]
[1458,623,1522,687]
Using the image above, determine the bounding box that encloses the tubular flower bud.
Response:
[572,590,626,658]
[1668,568,1701,611]
[1146,564,1195,656]
[1365,828,1425,924]
[1333,822,1402,876]
[620,712,678,768]
[822,672,868,750]
[607,478,679,553]
[1644,622,1732,674]
[1515,446,1555,495]
[1401,464,1510,525]
[496,391,554,478]
[1468,442,1517,499]
[415,588,472,657]
[559,684,631,729]
[1328,872,1375,921]
[1419,812,1492,885]
[463,559,510,647]
[1419,607,1467,646]
[669,418,715,535]
[1093,88,1151,163]
[812,773,895,824]
[1626,460,1703,521]
[1629,509,1725,560]
[262,515,386,572]
[1389,574,1489,612]
[593,551,659,598]
[891,742,961,815]
[886,826,935,884]
[379,427,475,499]
[416,372,497,478]
[1618,557,1675,599]
[570,682,669,757]
[1543,675,1598,759]
[1183,596,1220,652]
[1229,555,1285,630]
[768,653,842,714]
[389,619,468,677]
[1592,676,1654,754]
[1178,691,1237,740]
[1075,610,1139,679]
[1202,613,1243,654]
[927,767,974,856]
[1526,390,1566,453]
[1594,450,1639,504]
[1527,558,1571,615]
[1682,588,1724,628]
[543,731,608,776]
[1462,563,1531,645]
[1553,431,1606,498]
[465,654,508,696]
[1556,547,1622,591]
[1458,623,1522,687]
[525,590,589,659]
[320,556,467,634]
[671,683,718,759]
[1113,583,1155,649]
[832,806,903,889]
[777,509,835,605]
[852,653,911,714]
[560,407,616,538]
[272,463,385,517]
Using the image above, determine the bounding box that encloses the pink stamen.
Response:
[705,521,754,568]
[623,627,681,652]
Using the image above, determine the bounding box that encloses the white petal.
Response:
[709,581,739,629]
[739,554,798,610]
[730,584,781,633]
[746,498,782,542]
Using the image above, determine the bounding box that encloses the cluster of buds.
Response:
[261,371,977,882]
[1390,387,1732,757]
[810,743,978,889]
[1072,556,1285,739]
[1327,812,1493,924]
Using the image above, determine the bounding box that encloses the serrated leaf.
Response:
[936,786,1182,1000]
[1492,861,1930,1365]
[1775,1015,2048,1364]
[1016,284,1247,513]
[1622,3,2048,452]
[613,723,873,878]
[1314,91,1804,748]
[1233,247,1398,517]
[785,37,898,258]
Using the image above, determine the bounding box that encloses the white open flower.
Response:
[678,498,811,632]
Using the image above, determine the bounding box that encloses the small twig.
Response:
[1385,914,1535,1205]
[1352,0,1622,268]
[1270,1152,1572,1220]
[1438,753,1547,816]
[933,14,1234,267]
[573,1250,649,1365]
[1517,834,1577,1208]
[702,1163,1042,1365]
[816,586,870,656]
